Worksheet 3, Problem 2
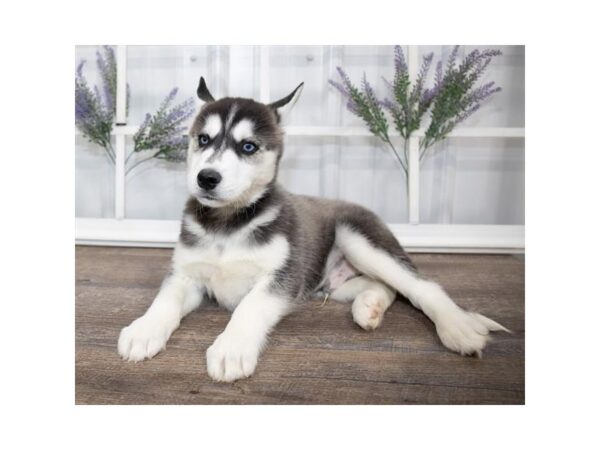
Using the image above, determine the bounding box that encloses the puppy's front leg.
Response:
[206,278,289,382]
[118,273,202,362]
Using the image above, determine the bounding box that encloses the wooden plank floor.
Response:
[75,246,525,405]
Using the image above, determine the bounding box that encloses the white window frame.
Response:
[75,45,525,253]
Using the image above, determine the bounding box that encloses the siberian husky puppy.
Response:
[118,77,508,382]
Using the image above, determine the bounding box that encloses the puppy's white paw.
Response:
[118,312,178,362]
[206,331,260,382]
[352,289,387,330]
[435,307,509,357]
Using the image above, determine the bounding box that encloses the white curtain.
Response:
[75,45,524,225]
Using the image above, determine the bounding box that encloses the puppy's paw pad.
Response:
[118,314,176,362]
[206,332,259,382]
[352,290,386,330]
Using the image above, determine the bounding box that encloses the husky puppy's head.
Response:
[187,77,303,209]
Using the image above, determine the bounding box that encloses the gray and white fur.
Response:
[118,77,508,382]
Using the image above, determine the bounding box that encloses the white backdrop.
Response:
[75,45,524,246]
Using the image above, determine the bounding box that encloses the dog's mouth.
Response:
[200,193,219,201]
[197,192,228,207]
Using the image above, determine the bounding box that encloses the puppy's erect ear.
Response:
[269,82,304,124]
[197,77,215,103]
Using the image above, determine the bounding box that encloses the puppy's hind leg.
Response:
[335,223,508,357]
[330,276,395,330]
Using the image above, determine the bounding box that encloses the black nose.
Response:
[197,169,222,190]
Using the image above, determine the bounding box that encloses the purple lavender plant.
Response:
[329,46,503,174]
[75,46,195,174]
[75,54,115,164]
[422,46,502,157]
[329,67,406,173]
[128,88,195,174]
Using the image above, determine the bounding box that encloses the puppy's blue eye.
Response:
[198,134,210,145]
[242,142,257,153]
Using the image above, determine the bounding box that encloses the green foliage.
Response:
[421,50,501,153]
[330,46,502,175]
[347,81,390,142]
[76,46,195,174]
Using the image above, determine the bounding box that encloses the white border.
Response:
[75,218,524,253]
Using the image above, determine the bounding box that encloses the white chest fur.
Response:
[172,209,288,310]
